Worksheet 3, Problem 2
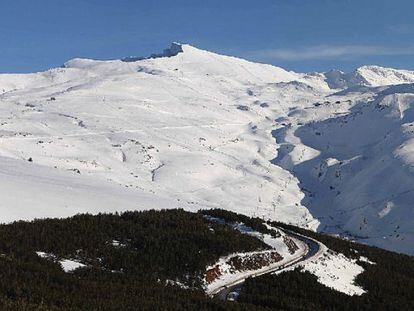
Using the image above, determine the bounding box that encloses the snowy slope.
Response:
[272,84,414,254]
[0,43,320,228]
[0,43,413,255]
[323,65,414,89]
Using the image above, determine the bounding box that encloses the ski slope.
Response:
[0,43,413,255]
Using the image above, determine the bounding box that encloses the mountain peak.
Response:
[122,42,184,62]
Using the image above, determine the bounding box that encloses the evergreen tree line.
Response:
[0,208,411,310]
[0,209,269,310]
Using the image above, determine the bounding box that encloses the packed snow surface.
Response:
[1,43,413,255]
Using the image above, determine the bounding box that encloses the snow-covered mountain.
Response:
[0,43,413,255]
[323,65,414,89]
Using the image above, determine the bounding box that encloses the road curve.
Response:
[214,227,325,301]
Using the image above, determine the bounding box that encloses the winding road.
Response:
[214,228,324,301]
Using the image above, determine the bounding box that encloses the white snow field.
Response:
[0,43,413,255]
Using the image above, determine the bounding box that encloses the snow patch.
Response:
[59,259,87,273]
[378,202,394,219]
[301,250,365,296]
[36,251,86,273]
[358,256,376,265]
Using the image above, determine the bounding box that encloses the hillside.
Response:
[0,209,251,310]
[0,43,413,254]
[0,209,411,310]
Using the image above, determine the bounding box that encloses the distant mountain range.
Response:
[0,43,412,255]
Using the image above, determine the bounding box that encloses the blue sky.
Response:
[1,0,414,73]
